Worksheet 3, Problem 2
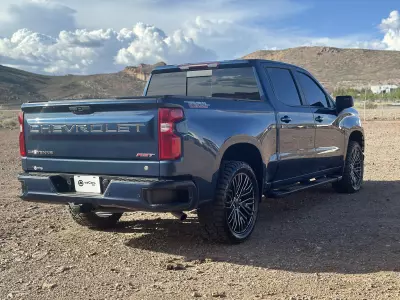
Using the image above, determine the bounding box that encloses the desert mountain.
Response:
[0,63,166,107]
[243,46,400,91]
[2,47,400,107]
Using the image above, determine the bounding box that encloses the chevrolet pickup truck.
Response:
[18,59,364,243]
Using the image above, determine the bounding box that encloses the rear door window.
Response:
[146,67,260,100]
[210,68,260,100]
[266,68,302,106]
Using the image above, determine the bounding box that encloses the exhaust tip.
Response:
[180,213,187,221]
[171,211,187,221]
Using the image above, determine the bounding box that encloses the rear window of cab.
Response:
[146,67,261,101]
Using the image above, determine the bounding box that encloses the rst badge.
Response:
[28,150,54,156]
[136,153,155,158]
[184,101,210,109]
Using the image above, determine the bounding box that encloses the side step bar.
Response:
[267,176,342,198]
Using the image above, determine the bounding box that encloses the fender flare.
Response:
[214,135,265,172]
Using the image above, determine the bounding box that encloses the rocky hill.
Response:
[2,47,400,107]
[244,46,400,91]
[0,64,155,107]
[124,62,166,81]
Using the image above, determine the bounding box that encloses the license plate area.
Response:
[74,175,101,194]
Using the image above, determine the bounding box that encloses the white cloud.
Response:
[115,24,217,66]
[0,29,98,74]
[181,12,399,58]
[0,0,77,36]
[380,10,400,50]
[184,17,267,59]
[59,0,310,35]
[304,10,400,51]
[0,24,216,74]
[0,0,217,73]
[184,17,386,57]
[0,0,399,75]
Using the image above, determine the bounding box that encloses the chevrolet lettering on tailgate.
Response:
[29,123,145,134]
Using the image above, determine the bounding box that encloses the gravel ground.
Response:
[1,121,400,300]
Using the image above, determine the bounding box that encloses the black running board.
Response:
[267,176,342,198]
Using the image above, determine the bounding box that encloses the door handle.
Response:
[315,116,324,123]
[280,116,292,123]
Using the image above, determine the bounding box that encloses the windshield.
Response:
[146,67,260,101]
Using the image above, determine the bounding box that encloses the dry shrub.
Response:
[0,118,18,129]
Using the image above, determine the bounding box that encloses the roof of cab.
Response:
[152,59,302,73]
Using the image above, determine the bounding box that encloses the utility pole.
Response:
[363,100,366,121]
[364,87,367,101]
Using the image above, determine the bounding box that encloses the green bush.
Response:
[333,87,400,101]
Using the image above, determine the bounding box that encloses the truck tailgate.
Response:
[22,99,161,175]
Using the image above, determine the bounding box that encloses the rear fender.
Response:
[210,135,266,199]
[214,135,264,170]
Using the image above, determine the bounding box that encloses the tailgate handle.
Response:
[69,106,93,114]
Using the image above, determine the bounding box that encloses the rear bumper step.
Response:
[18,173,198,212]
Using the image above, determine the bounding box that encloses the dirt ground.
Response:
[1,121,400,300]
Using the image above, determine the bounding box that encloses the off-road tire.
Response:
[198,161,260,244]
[333,141,364,193]
[68,203,122,229]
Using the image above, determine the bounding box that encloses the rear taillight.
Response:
[18,112,26,157]
[158,108,184,160]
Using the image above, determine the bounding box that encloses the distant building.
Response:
[370,85,398,94]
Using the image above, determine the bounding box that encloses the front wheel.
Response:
[198,161,260,244]
[333,141,364,193]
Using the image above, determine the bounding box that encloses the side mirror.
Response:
[335,95,354,112]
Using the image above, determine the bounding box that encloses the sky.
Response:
[0,0,399,75]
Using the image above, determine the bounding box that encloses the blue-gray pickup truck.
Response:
[18,59,364,243]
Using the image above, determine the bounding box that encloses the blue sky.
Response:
[280,0,399,38]
[0,0,399,74]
